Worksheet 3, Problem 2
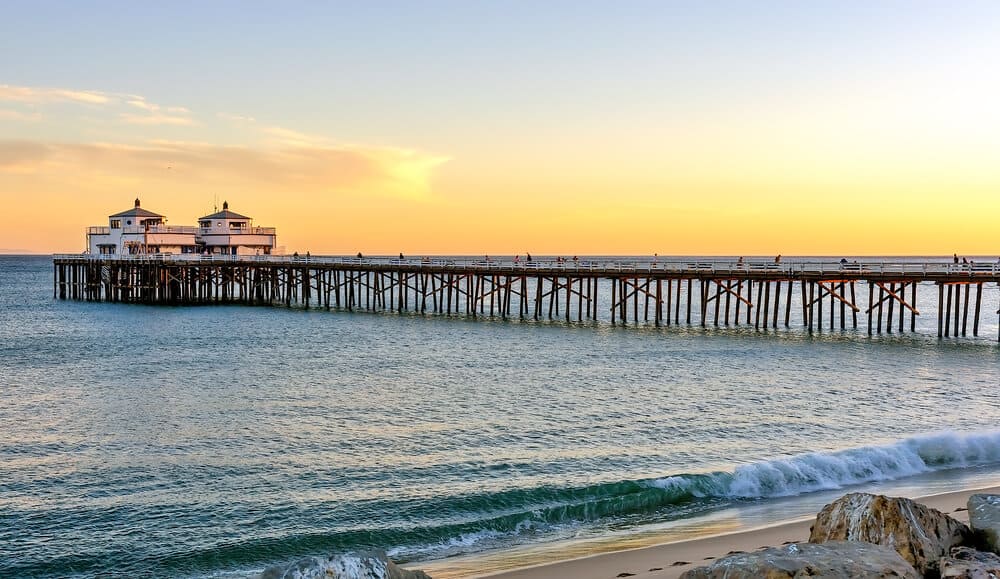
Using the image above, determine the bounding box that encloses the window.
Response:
[110,219,121,229]
[229,221,246,230]
[126,220,132,225]
[199,221,211,228]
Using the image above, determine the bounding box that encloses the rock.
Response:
[809,492,971,576]
[259,550,432,579]
[940,546,1000,578]
[679,540,919,578]
[969,494,1000,555]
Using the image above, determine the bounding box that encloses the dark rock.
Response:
[809,492,970,576]
[940,546,1000,578]
[679,541,919,578]
[969,494,1000,555]
[259,550,431,579]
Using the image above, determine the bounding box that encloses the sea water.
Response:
[2,255,999,578]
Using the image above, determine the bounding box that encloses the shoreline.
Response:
[420,485,996,579]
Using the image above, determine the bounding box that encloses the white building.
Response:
[86,199,277,256]
[197,201,277,256]
[86,198,199,255]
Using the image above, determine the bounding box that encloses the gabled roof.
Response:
[110,198,163,219]
[200,201,250,221]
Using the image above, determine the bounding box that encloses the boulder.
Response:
[679,541,919,578]
[259,550,432,579]
[809,492,971,576]
[968,494,1000,555]
[940,546,1000,578]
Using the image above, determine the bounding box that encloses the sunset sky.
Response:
[2,1,999,255]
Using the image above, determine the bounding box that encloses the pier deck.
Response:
[52,255,1000,341]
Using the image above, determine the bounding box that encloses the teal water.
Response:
[2,255,1000,577]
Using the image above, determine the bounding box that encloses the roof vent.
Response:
[135,198,141,208]
[223,200,229,210]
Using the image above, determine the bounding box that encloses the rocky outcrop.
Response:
[968,494,1000,555]
[679,541,920,578]
[940,546,1000,578]
[809,492,971,576]
[259,550,431,579]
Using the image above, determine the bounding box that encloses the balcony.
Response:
[199,226,276,236]
[122,225,199,235]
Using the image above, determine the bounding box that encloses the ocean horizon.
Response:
[3,254,1000,577]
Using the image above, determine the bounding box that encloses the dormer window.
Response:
[110,219,121,229]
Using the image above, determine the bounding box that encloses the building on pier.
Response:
[85,199,277,256]
[197,201,277,256]
[86,198,198,255]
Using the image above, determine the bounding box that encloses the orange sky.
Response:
[2,4,999,255]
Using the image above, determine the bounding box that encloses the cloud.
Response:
[0,109,43,121]
[0,84,111,105]
[0,140,51,170]
[126,98,158,112]
[262,125,330,147]
[217,112,256,123]
[120,113,196,126]
[1,85,193,127]
[0,139,449,200]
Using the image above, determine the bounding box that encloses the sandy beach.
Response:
[422,485,995,579]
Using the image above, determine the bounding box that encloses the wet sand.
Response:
[422,485,992,579]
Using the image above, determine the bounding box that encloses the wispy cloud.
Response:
[0,109,43,122]
[217,112,256,123]
[126,98,158,112]
[120,113,197,126]
[0,84,111,105]
[0,140,51,171]
[0,139,449,200]
[0,84,194,127]
[262,126,330,147]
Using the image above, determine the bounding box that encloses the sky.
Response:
[1,1,999,255]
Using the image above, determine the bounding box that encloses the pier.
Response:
[52,255,1000,341]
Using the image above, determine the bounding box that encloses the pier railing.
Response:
[51,254,1000,277]
[121,225,201,235]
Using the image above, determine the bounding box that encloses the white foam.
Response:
[650,430,1000,500]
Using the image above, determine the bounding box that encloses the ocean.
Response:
[2,254,1000,578]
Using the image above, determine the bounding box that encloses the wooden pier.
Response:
[52,255,1000,341]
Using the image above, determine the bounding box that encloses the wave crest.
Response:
[650,430,1000,499]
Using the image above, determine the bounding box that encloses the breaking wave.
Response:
[15,432,1000,576]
